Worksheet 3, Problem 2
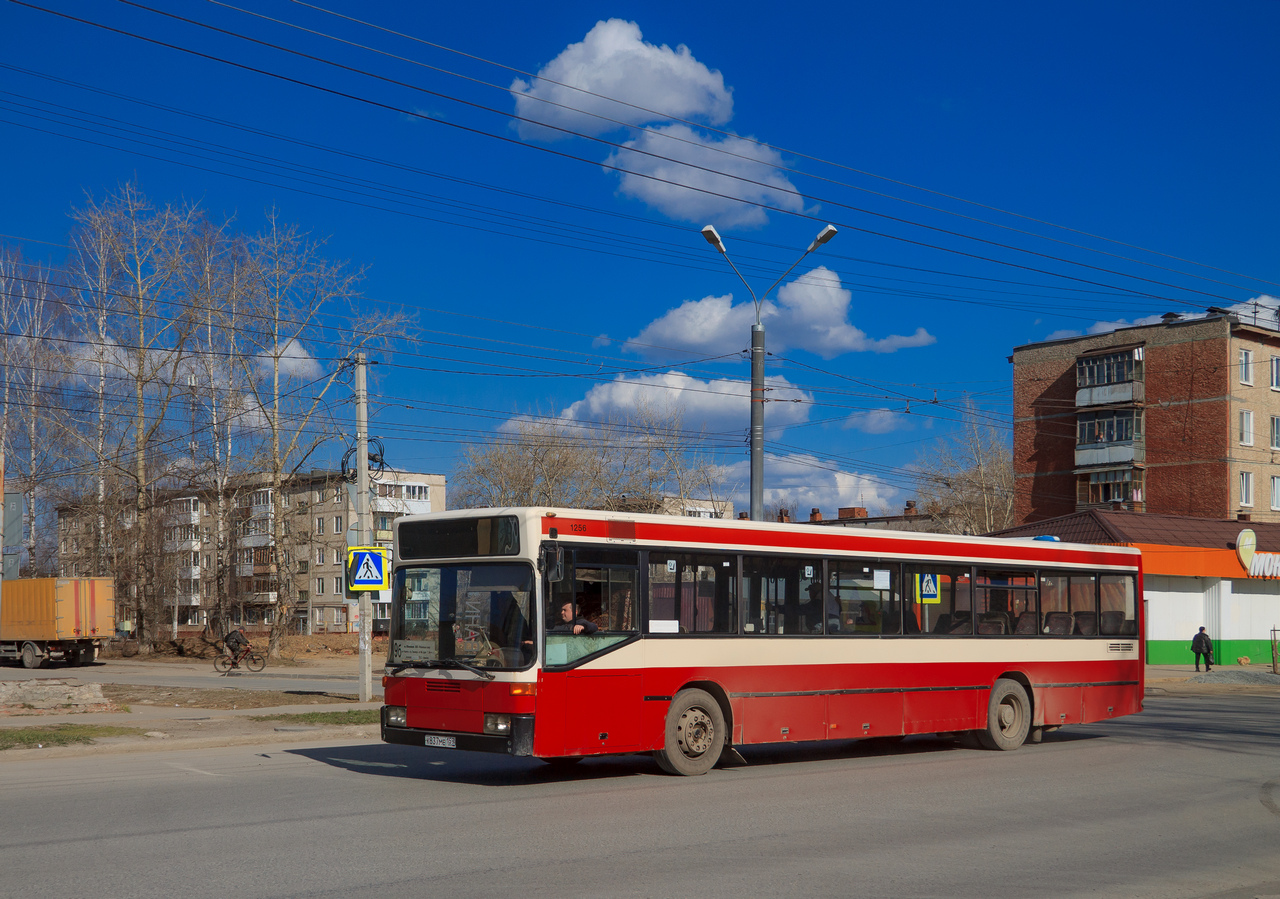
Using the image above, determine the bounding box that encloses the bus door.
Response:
[543,551,642,755]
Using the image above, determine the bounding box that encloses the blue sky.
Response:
[3,1,1278,515]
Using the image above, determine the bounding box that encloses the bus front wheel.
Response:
[977,678,1031,751]
[655,689,725,776]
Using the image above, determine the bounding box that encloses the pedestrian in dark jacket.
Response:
[1191,626,1213,672]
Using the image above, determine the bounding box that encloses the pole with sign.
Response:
[354,355,375,702]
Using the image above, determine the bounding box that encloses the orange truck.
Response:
[0,578,115,668]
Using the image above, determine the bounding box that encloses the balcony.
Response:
[1077,381,1144,407]
[1076,441,1144,467]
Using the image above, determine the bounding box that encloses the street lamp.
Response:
[700,223,838,521]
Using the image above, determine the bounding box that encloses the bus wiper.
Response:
[441,656,496,680]
[386,661,431,675]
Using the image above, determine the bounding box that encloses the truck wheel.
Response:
[21,643,41,670]
[654,689,725,776]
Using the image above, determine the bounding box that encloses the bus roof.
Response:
[394,507,1141,570]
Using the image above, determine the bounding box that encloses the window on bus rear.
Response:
[902,565,972,635]
[647,553,736,634]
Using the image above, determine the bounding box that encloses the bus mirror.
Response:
[542,543,564,583]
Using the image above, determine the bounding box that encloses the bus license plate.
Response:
[424,734,456,748]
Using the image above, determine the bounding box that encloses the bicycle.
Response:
[214,645,266,673]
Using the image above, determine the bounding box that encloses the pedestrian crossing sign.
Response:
[915,572,940,604]
[346,546,391,591]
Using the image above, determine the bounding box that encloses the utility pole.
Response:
[355,354,374,702]
[700,223,838,520]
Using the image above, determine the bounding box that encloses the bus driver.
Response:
[550,600,598,635]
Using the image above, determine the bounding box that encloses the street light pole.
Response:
[700,224,838,521]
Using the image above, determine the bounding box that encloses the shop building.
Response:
[995,510,1280,665]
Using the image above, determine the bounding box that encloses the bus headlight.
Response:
[385,706,407,727]
[484,713,511,735]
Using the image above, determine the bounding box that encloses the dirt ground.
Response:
[100,633,389,663]
[100,684,363,711]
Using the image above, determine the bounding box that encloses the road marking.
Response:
[165,763,226,777]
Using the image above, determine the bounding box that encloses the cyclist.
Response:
[224,626,251,668]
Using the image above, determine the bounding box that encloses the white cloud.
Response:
[1063,295,1280,340]
[631,266,936,359]
[1230,294,1280,329]
[562,370,811,433]
[844,408,909,434]
[603,124,805,227]
[257,340,321,380]
[510,19,732,141]
[718,452,897,518]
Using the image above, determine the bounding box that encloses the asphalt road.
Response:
[2,693,1278,899]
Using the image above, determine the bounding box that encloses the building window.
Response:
[1078,409,1141,445]
[1272,477,1280,511]
[1076,350,1139,388]
[335,487,343,504]
[1272,357,1280,389]
[1272,417,1280,450]
[334,576,343,595]
[316,546,324,565]
[1240,349,1254,385]
[1241,471,1254,507]
[333,548,341,565]
[315,517,324,535]
[316,577,325,596]
[333,515,342,534]
[1240,410,1254,446]
[1084,468,1142,504]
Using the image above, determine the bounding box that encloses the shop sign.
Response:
[1237,528,1280,577]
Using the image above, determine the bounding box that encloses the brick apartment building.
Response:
[1012,311,1280,524]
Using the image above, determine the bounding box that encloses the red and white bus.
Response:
[380,508,1143,775]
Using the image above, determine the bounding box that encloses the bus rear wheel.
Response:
[655,689,725,776]
[977,678,1031,751]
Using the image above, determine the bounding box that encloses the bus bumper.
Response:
[380,709,535,757]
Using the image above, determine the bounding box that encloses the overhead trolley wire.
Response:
[8,0,1264,312]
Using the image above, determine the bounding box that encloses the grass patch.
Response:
[248,709,379,726]
[0,724,147,751]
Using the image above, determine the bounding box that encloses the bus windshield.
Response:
[390,562,534,670]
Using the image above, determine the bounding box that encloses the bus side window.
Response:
[827,562,897,635]
[742,556,822,635]
[1099,575,1136,635]
[975,569,1037,636]
[1070,574,1098,635]
[648,554,736,634]
[903,566,972,635]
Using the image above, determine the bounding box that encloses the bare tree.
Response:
[912,401,1016,535]
[238,210,400,656]
[453,400,728,514]
[64,184,202,649]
